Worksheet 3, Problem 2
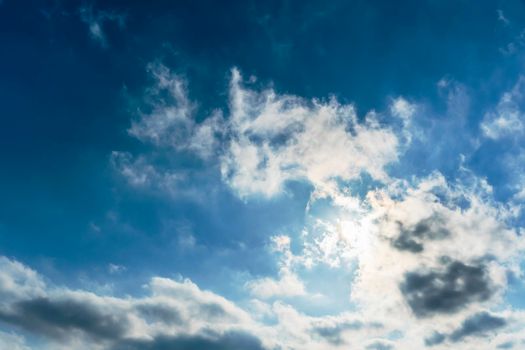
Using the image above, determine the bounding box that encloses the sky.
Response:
[1,0,525,349]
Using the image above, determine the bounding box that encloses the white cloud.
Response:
[390,97,416,122]
[481,77,525,140]
[248,169,525,349]
[221,68,401,198]
[351,171,522,309]
[0,256,268,350]
[0,249,525,349]
[129,63,223,160]
[121,65,407,201]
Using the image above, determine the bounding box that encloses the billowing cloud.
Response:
[122,65,405,199]
[0,256,267,350]
[222,68,401,198]
[105,63,525,350]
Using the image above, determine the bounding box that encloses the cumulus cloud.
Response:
[106,63,525,349]
[123,64,406,199]
[0,255,406,350]
[0,241,523,350]
[221,68,401,198]
[0,256,269,350]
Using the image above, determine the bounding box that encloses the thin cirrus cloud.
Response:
[79,5,126,47]
[481,76,525,140]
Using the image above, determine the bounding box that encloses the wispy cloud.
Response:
[79,4,126,48]
[481,77,525,140]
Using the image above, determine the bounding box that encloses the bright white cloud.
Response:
[122,65,407,200]
[221,68,401,198]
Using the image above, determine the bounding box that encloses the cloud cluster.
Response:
[120,65,406,199]
[0,256,268,350]
[221,69,402,198]
[106,64,525,349]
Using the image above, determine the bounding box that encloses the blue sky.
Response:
[2,0,525,349]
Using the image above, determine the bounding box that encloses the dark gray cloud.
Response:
[0,296,266,350]
[449,312,506,342]
[400,260,494,317]
[424,331,446,346]
[424,312,507,346]
[112,331,267,350]
[391,215,449,253]
[0,297,128,341]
